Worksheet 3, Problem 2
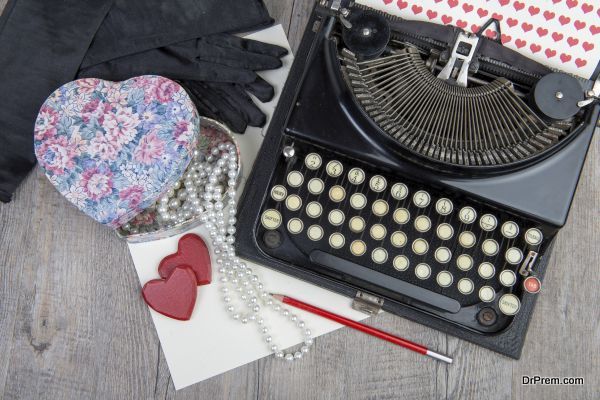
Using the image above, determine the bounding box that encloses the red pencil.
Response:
[271,294,453,364]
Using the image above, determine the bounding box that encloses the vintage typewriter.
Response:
[237,0,600,358]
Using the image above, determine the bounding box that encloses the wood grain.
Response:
[0,0,598,399]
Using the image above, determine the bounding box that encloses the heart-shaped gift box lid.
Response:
[34,75,199,229]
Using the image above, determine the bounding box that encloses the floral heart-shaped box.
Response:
[34,76,199,228]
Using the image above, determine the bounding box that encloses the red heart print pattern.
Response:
[499,0,510,6]
[543,11,555,20]
[582,41,594,52]
[506,18,518,27]
[501,34,512,44]
[528,6,540,15]
[456,19,467,29]
[566,0,578,8]
[492,12,503,21]
[427,9,438,19]
[521,22,533,32]
[545,48,557,58]
[574,20,586,30]
[462,3,474,13]
[397,0,408,10]
[581,3,593,13]
[567,36,578,46]
[536,27,548,37]
[552,32,564,42]
[513,1,525,11]
[477,7,488,17]
[560,53,572,63]
[441,15,453,24]
[515,38,527,48]
[591,25,600,35]
[142,267,198,321]
[575,58,587,67]
[447,0,459,8]
[411,4,423,14]
[530,43,542,53]
[559,15,571,25]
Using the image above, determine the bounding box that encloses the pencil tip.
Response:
[270,293,284,301]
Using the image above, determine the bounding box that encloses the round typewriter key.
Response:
[371,248,388,264]
[350,240,367,256]
[459,206,477,224]
[481,239,499,256]
[505,247,523,265]
[369,175,387,192]
[523,276,541,294]
[370,224,387,241]
[435,198,453,215]
[413,190,431,208]
[498,294,521,316]
[415,263,431,280]
[271,185,287,201]
[263,230,282,249]
[307,225,324,241]
[328,209,345,226]
[479,214,498,231]
[329,185,346,202]
[458,231,476,248]
[307,178,325,195]
[436,223,454,241]
[501,221,520,239]
[457,278,474,295]
[499,269,517,287]
[287,218,304,235]
[329,233,345,249]
[350,193,367,210]
[372,200,389,217]
[412,238,429,255]
[414,215,432,233]
[477,307,498,326]
[393,208,410,224]
[306,201,322,218]
[434,247,452,264]
[390,231,407,248]
[326,160,343,177]
[261,209,282,230]
[478,286,496,303]
[478,262,496,279]
[525,228,543,246]
[456,254,473,271]
[349,216,366,233]
[391,183,408,200]
[436,271,453,287]
[348,168,365,185]
[304,153,322,170]
[286,171,304,188]
[285,195,302,211]
[393,255,409,271]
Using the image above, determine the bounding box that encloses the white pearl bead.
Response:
[284,353,294,361]
[294,352,302,359]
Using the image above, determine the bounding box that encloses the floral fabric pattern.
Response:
[34,76,199,228]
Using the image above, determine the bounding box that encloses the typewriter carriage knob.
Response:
[532,72,584,121]
[341,9,391,60]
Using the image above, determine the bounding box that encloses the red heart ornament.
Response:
[158,234,212,286]
[142,267,197,321]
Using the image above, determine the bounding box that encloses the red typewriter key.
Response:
[523,276,541,294]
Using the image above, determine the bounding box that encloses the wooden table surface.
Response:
[0,1,598,399]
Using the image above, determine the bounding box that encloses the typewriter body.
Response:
[237,0,599,358]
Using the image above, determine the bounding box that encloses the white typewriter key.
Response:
[372,200,389,217]
[478,286,496,303]
[505,247,523,265]
[434,247,452,264]
[499,270,517,287]
[349,216,366,233]
[390,231,407,248]
[261,209,282,230]
[457,278,474,295]
[435,223,453,241]
[328,209,345,226]
[287,218,304,235]
[478,262,496,279]
[350,240,367,256]
[459,206,477,224]
[329,185,346,202]
[501,221,520,239]
[329,233,345,249]
[435,198,453,215]
[371,248,388,264]
[369,175,387,192]
[393,208,410,224]
[350,193,367,210]
[270,185,287,201]
[456,254,474,271]
[415,263,432,280]
[307,178,324,195]
[412,238,429,255]
[285,195,302,212]
[370,224,387,241]
[391,183,409,200]
[348,168,365,185]
[458,231,476,248]
[436,271,454,288]
[304,153,322,170]
[525,228,543,246]
[307,225,324,241]
[479,214,498,231]
[498,294,521,316]
[481,239,499,256]
[326,160,343,177]
[286,171,304,188]
[305,201,322,218]
[393,255,410,271]
[413,190,431,208]
[414,215,432,232]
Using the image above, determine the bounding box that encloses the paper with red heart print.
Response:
[158,234,212,286]
[359,0,600,79]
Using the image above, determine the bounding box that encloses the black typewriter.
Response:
[237,0,600,358]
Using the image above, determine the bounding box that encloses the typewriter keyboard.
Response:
[256,139,548,331]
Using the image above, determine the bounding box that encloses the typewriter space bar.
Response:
[310,251,461,314]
